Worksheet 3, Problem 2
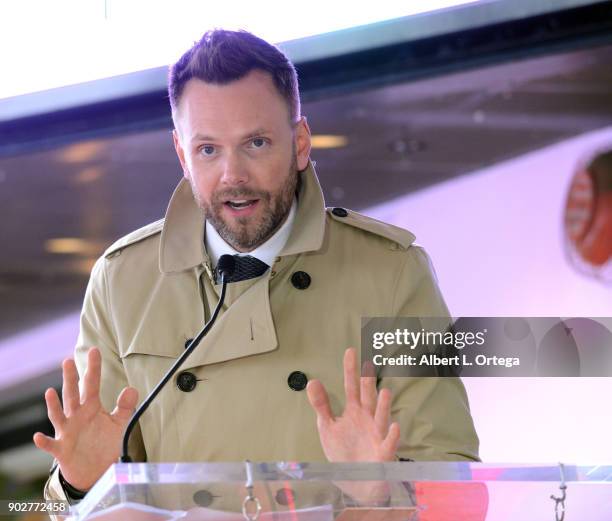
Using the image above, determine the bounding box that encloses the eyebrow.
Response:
[191,128,272,143]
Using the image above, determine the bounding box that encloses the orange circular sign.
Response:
[564,150,612,277]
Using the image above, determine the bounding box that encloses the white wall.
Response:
[365,127,612,463]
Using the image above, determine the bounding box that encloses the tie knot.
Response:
[216,255,269,284]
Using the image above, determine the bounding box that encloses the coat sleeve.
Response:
[383,245,480,462]
[43,256,147,505]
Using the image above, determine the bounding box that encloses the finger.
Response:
[343,348,360,406]
[306,379,334,424]
[62,358,80,416]
[111,387,139,422]
[45,388,66,430]
[381,422,401,458]
[82,347,102,404]
[374,388,393,436]
[360,361,377,416]
[33,432,61,458]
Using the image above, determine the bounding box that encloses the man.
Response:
[36,29,479,506]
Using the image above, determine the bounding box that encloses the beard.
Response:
[190,151,299,252]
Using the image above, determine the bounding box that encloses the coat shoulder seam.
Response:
[104,219,164,259]
[326,208,416,250]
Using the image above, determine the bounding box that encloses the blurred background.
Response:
[1,0,611,518]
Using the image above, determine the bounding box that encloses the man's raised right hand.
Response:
[33,347,139,492]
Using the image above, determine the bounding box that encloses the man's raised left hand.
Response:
[306,347,400,462]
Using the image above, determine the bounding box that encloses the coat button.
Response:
[275,487,296,506]
[193,489,214,507]
[288,371,308,391]
[332,207,348,217]
[184,338,194,349]
[177,372,197,392]
[291,271,311,290]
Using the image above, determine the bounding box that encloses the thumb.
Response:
[111,386,139,422]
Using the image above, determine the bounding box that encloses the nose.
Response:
[220,152,249,186]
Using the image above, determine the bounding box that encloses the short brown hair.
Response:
[168,29,300,125]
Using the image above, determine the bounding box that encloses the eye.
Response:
[200,145,216,156]
[250,137,267,149]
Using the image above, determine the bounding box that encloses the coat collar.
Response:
[159,159,326,274]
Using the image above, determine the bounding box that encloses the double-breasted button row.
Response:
[192,488,295,507]
[178,368,308,392]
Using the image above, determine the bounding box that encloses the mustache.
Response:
[212,188,269,202]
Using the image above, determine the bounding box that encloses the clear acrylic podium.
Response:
[65,462,612,520]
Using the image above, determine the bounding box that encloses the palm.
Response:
[59,400,127,486]
[307,348,400,462]
[33,348,138,491]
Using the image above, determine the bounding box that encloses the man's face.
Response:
[172,70,311,252]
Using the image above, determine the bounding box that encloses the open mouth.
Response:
[224,199,259,211]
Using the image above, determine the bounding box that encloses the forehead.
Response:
[177,70,291,140]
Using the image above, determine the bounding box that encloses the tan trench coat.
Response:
[45,160,479,511]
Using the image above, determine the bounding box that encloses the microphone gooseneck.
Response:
[120,254,236,462]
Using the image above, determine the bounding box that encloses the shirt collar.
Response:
[159,159,326,274]
[205,198,297,267]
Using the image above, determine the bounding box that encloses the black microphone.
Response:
[120,254,236,462]
[216,254,236,281]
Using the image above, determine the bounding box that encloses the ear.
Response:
[294,116,312,171]
[172,129,189,179]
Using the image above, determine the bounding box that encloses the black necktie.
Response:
[215,255,269,283]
